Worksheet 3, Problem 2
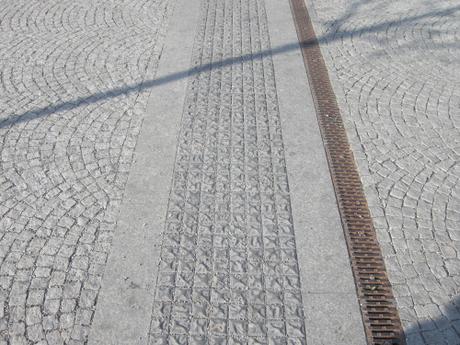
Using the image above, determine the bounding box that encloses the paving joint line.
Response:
[287,0,406,343]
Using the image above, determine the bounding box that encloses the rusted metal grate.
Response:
[287,0,406,344]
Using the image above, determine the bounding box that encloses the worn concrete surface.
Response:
[305,0,460,343]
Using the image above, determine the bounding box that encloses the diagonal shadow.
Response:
[1,3,459,130]
[0,41,303,130]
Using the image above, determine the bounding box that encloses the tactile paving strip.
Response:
[287,0,406,344]
[147,0,307,344]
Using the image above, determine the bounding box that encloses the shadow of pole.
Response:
[0,41,305,129]
[1,4,459,129]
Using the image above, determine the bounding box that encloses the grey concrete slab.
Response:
[264,0,366,343]
[304,293,368,345]
[87,0,201,344]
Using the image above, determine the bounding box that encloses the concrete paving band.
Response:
[88,0,201,343]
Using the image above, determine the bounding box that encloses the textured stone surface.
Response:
[306,0,460,343]
[0,0,171,343]
[147,0,307,344]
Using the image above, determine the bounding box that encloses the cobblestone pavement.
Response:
[307,0,460,343]
[0,0,171,343]
[147,0,308,344]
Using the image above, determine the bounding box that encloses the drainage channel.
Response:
[287,0,406,344]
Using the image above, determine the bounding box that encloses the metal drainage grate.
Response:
[287,0,406,344]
